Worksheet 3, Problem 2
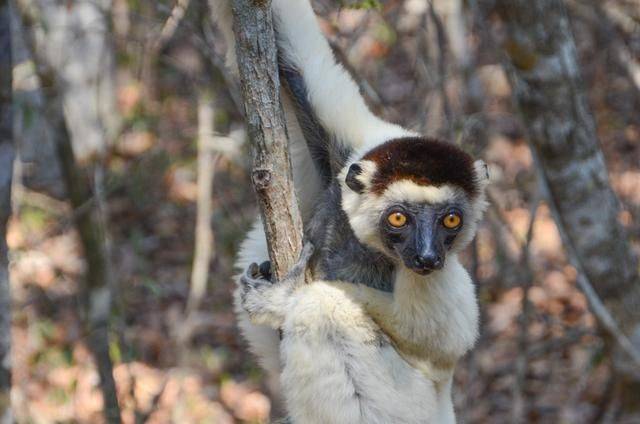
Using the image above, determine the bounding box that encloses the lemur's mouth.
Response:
[411,267,435,276]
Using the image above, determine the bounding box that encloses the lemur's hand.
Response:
[240,261,273,318]
[241,261,273,291]
[239,241,315,326]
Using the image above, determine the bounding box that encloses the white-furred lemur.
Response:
[213,0,489,422]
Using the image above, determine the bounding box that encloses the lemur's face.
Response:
[339,137,489,276]
[378,200,466,275]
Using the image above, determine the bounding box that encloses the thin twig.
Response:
[428,1,453,139]
[154,0,191,51]
[186,91,218,317]
[141,0,192,97]
[512,197,540,423]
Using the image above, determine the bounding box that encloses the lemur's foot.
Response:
[283,241,315,282]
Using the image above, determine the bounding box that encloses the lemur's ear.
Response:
[345,163,365,194]
[473,159,490,191]
[474,160,489,179]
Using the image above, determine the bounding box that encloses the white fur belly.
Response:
[280,281,442,424]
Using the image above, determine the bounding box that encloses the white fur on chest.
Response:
[392,256,479,362]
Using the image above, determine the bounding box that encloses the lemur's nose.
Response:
[414,253,443,270]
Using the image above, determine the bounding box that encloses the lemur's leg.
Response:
[240,242,314,328]
[279,281,439,424]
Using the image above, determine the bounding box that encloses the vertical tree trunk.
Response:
[0,0,14,421]
[15,1,121,421]
[230,0,306,280]
[12,0,119,198]
[488,0,640,394]
[55,131,121,424]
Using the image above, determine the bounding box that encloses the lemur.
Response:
[212,0,488,421]
[249,58,489,422]
[240,135,488,423]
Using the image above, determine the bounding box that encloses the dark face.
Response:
[379,203,464,275]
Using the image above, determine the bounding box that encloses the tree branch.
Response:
[230,0,306,281]
[512,198,539,424]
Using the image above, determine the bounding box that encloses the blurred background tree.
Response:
[1,0,639,422]
[1,0,15,421]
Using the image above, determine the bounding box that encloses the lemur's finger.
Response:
[248,263,260,279]
[259,261,272,281]
[241,264,260,293]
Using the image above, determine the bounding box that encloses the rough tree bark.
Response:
[0,0,14,421]
[15,1,121,422]
[230,0,306,281]
[487,0,640,393]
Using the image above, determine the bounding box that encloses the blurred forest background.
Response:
[0,0,639,422]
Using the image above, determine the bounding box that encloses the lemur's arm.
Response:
[271,0,414,150]
[241,263,413,352]
[340,283,459,383]
[240,250,417,358]
[279,0,411,185]
[242,254,446,365]
[212,0,413,152]
[335,284,427,356]
[240,242,314,328]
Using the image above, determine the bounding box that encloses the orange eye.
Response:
[443,212,462,229]
[387,212,407,228]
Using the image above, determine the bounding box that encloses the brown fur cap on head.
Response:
[346,137,481,197]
